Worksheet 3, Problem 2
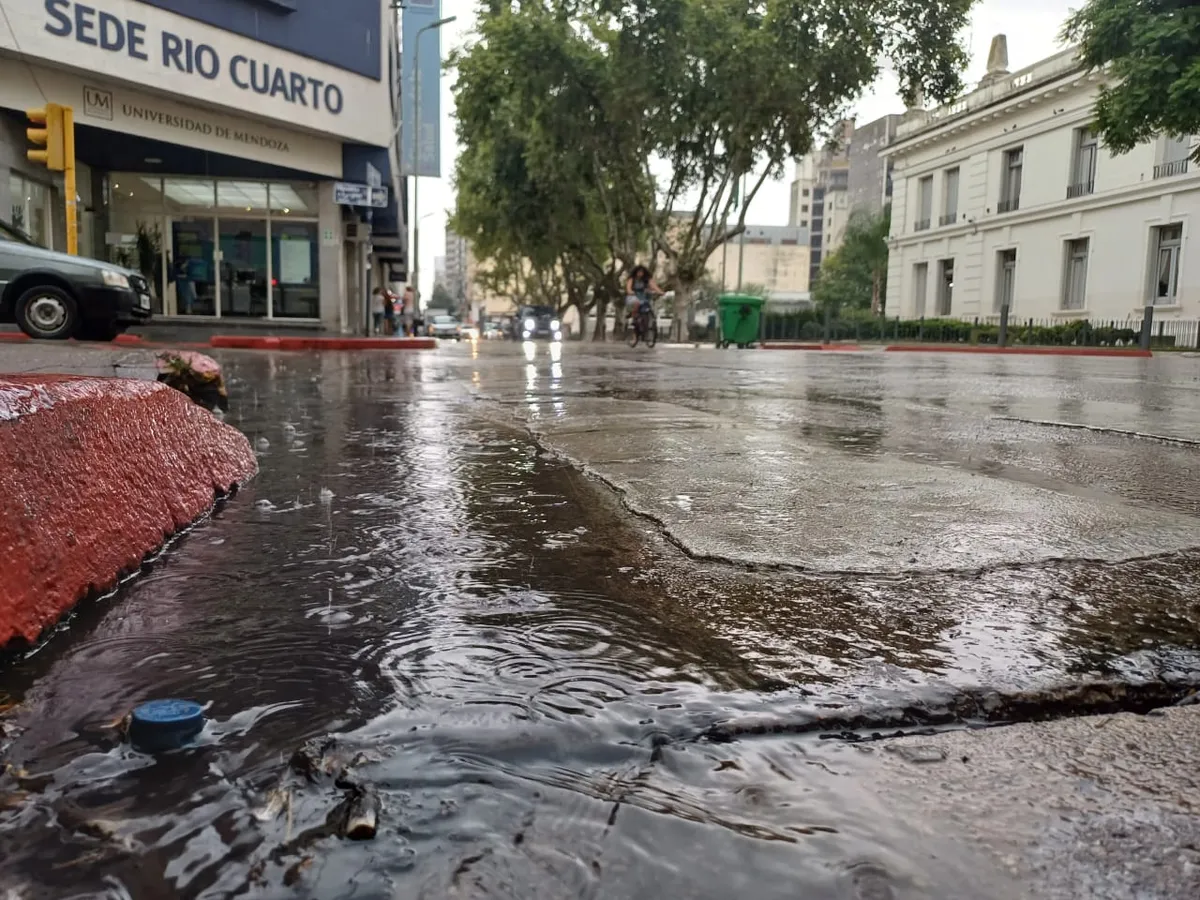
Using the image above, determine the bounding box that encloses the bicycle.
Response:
[627,293,659,348]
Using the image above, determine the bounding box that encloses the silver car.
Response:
[427,314,462,341]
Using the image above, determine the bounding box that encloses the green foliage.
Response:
[1064,0,1200,157]
[761,312,1142,346]
[812,205,891,313]
[451,0,978,337]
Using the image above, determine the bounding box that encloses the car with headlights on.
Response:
[427,314,463,340]
[0,217,152,341]
[514,305,562,341]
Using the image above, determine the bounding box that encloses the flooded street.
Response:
[2,343,1200,898]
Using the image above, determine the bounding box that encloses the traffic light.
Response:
[25,104,77,255]
[26,104,66,171]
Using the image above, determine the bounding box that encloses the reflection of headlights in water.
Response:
[550,319,561,331]
[522,341,536,362]
[549,342,563,363]
[524,318,536,331]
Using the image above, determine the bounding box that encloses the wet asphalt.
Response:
[1,340,1199,899]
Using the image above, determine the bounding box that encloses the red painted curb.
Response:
[0,376,257,649]
[210,335,437,351]
[760,343,863,351]
[884,345,1152,358]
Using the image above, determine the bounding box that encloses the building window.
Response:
[914,175,932,231]
[9,173,53,247]
[801,204,809,213]
[941,167,959,226]
[1068,127,1097,198]
[800,219,807,227]
[999,147,1023,213]
[1062,238,1089,310]
[1154,134,1192,178]
[802,187,810,196]
[996,249,1017,312]
[913,262,928,316]
[1151,224,1183,305]
[937,258,954,315]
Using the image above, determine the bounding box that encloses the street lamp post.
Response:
[411,15,456,310]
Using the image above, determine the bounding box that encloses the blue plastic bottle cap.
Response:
[128,699,205,753]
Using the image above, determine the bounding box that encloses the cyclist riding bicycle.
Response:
[625,264,662,328]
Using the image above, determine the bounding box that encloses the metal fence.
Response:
[760,309,1200,350]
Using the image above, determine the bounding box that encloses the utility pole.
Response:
[736,172,747,291]
[26,103,76,254]
[410,15,455,311]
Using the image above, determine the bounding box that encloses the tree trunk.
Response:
[671,283,692,343]
[592,296,608,341]
[871,271,881,315]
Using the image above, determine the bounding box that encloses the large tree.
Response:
[811,205,891,314]
[1065,0,1200,159]
[452,0,975,339]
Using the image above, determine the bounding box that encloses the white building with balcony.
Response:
[883,42,1200,327]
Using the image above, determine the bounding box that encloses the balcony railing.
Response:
[1154,159,1189,179]
[939,212,958,226]
[914,218,931,232]
[997,197,1020,214]
[1066,181,1095,199]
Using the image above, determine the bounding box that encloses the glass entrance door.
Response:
[219,219,269,317]
[170,217,217,316]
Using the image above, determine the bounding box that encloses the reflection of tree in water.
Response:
[1045,552,1200,676]
[797,386,884,455]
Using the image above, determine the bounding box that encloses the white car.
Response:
[427,315,462,340]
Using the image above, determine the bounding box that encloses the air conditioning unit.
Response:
[345,221,371,242]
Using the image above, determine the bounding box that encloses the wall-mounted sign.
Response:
[0,0,392,146]
[44,0,345,112]
[334,182,388,208]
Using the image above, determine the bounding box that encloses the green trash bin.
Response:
[717,294,765,348]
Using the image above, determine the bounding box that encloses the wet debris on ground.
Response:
[285,735,383,840]
[700,679,1200,744]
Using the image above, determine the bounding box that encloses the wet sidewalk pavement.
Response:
[1,341,1199,898]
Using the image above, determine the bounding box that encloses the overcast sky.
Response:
[414,0,1080,300]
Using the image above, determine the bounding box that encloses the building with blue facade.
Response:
[0,0,406,330]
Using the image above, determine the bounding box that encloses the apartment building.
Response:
[847,114,901,215]
[884,41,1200,323]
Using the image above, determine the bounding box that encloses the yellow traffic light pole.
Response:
[25,103,77,255]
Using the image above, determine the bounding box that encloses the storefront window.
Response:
[272,221,320,318]
[217,181,269,214]
[162,178,216,211]
[103,173,320,320]
[269,183,319,217]
[9,174,52,247]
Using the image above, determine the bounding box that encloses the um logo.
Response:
[84,86,113,121]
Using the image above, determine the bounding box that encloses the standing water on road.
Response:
[2,344,1200,898]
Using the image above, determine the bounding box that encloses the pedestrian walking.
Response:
[382,288,396,335]
[371,287,386,334]
[402,285,416,336]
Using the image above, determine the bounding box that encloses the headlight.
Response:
[524,318,535,331]
[101,270,130,289]
[550,319,561,331]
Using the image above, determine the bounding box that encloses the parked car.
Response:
[0,217,152,341]
[482,322,504,340]
[514,305,562,341]
[427,314,463,340]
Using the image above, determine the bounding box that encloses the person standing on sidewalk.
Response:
[402,285,416,336]
[371,287,386,334]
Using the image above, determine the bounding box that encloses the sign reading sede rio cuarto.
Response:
[334,182,389,209]
[42,0,344,115]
